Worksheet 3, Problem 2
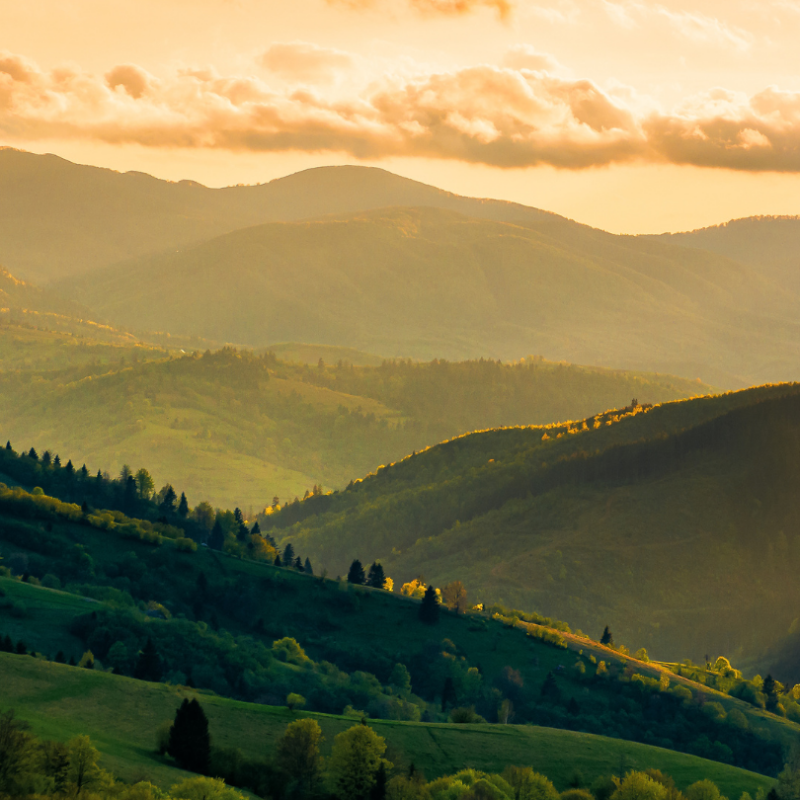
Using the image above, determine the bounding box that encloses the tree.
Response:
[610,772,668,800]
[540,672,562,703]
[178,492,190,518]
[251,521,261,536]
[442,581,467,613]
[327,724,390,800]
[284,543,296,565]
[348,560,366,585]
[600,626,613,646]
[27,448,38,461]
[367,562,386,589]
[160,484,178,514]
[277,718,324,794]
[503,768,560,800]
[208,519,225,551]
[304,558,314,576]
[274,553,282,567]
[419,585,440,624]
[68,735,104,794]
[168,698,211,774]
[294,556,303,570]
[0,709,33,795]
[371,763,388,800]
[134,638,163,682]
[286,693,306,711]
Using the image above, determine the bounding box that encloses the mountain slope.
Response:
[67,206,800,387]
[263,383,800,665]
[647,216,800,295]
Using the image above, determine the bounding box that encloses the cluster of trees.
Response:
[0,707,245,800]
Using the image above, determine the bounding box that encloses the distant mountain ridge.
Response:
[0,148,565,284]
[65,206,800,387]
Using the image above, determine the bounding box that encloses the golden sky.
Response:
[3,0,800,233]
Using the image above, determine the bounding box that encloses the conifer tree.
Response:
[347,559,366,585]
[367,562,386,589]
[5,441,11,451]
[304,557,313,575]
[160,485,177,514]
[65,460,75,477]
[177,493,189,518]
[53,455,61,467]
[283,543,296,565]
[208,519,224,551]
[274,554,282,567]
[42,451,52,467]
[168,698,211,774]
[371,762,388,800]
[28,448,38,461]
[294,556,303,570]
[419,585,440,624]
[540,672,562,703]
[251,521,261,536]
[134,637,163,682]
[600,626,613,646]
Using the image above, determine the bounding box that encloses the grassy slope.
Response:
[0,653,774,798]
[67,207,800,387]
[0,330,711,509]
[269,383,800,664]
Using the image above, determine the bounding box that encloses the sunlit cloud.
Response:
[326,0,513,19]
[259,42,355,85]
[3,49,800,171]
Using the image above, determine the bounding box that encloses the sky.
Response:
[3,0,800,233]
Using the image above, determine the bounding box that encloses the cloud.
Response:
[502,45,562,73]
[259,43,354,84]
[106,65,153,99]
[3,49,800,172]
[327,0,513,19]
[602,2,752,50]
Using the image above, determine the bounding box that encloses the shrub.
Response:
[41,574,61,589]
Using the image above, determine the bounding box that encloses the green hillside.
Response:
[648,217,800,296]
[0,653,774,799]
[262,383,800,665]
[66,207,800,388]
[0,332,710,509]
[0,494,795,780]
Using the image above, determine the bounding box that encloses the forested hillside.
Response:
[65,206,800,387]
[649,217,800,296]
[263,383,800,665]
[0,329,710,508]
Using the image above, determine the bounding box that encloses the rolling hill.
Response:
[65,207,800,388]
[262,382,800,667]
[0,328,711,509]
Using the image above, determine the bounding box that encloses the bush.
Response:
[41,574,61,590]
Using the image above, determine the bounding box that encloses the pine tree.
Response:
[65,460,75,477]
[177,493,189,518]
[55,651,66,663]
[16,640,27,655]
[541,672,562,703]
[347,559,366,585]
[5,441,11,451]
[283,543,296,565]
[294,556,303,570]
[168,698,211,774]
[134,638,163,682]
[80,464,89,480]
[208,519,224,551]
[304,558,313,575]
[251,521,261,536]
[42,451,52,467]
[419,585,440,624]
[28,448,38,461]
[53,455,61,467]
[160,485,177,514]
[371,762,388,800]
[367,562,386,589]
[274,553,282,567]
[600,626,613,646]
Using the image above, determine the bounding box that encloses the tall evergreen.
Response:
[304,557,313,575]
[160,485,177,514]
[134,637,163,682]
[294,556,303,570]
[419,585,440,624]
[347,559,366,585]
[540,672,562,703]
[274,553,282,567]
[251,521,261,536]
[5,441,11,451]
[28,448,38,461]
[367,562,386,589]
[168,698,211,774]
[600,626,613,646]
[177,492,189,518]
[371,762,388,800]
[208,519,224,551]
[283,543,296,565]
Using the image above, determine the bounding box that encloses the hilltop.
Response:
[65,207,800,387]
[262,382,800,665]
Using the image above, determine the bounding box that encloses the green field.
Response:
[0,653,774,798]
